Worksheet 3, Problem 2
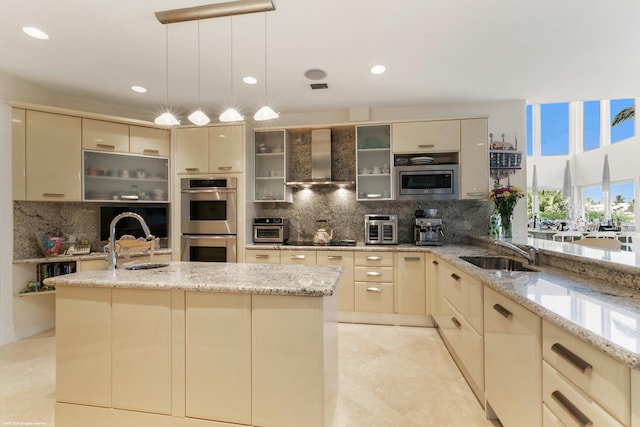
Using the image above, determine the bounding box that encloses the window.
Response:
[540,102,569,155]
[610,98,635,143]
[583,100,600,151]
[526,104,533,156]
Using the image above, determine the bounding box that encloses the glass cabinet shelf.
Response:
[356,124,393,201]
[83,150,169,202]
[254,130,292,202]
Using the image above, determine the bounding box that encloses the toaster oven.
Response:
[364,214,398,245]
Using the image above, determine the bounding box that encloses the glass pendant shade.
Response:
[219,107,244,122]
[253,105,279,121]
[188,109,210,126]
[155,111,180,126]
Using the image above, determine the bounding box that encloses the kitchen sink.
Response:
[123,262,169,270]
[459,256,537,272]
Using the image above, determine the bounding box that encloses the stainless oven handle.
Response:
[181,189,237,194]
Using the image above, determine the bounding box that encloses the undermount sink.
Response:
[459,256,537,272]
[123,262,169,270]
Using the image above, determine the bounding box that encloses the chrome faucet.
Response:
[494,240,538,265]
[108,212,154,270]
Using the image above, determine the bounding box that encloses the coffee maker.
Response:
[413,207,444,245]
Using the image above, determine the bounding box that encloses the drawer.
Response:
[354,251,393,266]
[543,361,626,427]
[440,262,466,317]
[484,287,540,335]
[316,251,353,266]
[354,282,393,313]
[543,403,566,427]
[245,249,281,264]
[354,266,394,282]
[543,320,630,425]
[280,250,317,265]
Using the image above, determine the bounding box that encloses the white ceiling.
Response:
[2,0,640,123]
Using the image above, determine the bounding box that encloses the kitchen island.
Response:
[45,262,342,427]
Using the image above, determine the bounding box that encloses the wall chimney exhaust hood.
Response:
[285,129,355,188]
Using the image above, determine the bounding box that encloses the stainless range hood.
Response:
[285,129,355,188]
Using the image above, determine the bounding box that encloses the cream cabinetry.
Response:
[632,370,640,427]
[356,124,393,201]
[77,254,173,272]
[129,125,170,157]
[175,125,244,174]
[543,320,630,426]
[317,250,355,312]
[254,129,291,202]
[82,119,129,152]
[12,108,26,200]
[244,248,281,264]
[280,250,317,265]
[460,118,489,199]
[437,258,483,333]
[26,110,82,201]
[392,120,460,153]
[394,252,426,315]
[484,285,541,427]
[354,251,394,313]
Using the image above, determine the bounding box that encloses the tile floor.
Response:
[0,324,497,427]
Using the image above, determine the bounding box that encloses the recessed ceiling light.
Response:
[131,85,147,93]
[370,65,386,75]
[22,26,49,40]
[243,76,257,85]
[304,69,327,80]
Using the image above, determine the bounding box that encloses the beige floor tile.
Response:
[0,323,496,427]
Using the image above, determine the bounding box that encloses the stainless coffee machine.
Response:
[413,207,444,245]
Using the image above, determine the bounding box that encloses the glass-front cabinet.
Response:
[83,150,169,202]
[356,124,392,201]
[254,130,292,203]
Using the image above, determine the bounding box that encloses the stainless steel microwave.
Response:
[395,164,459,200]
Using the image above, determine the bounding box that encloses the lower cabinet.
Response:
[484,285,542,427]
[395,252,426,315]
[354,252,394,313]
[78,253,172,271]
[244,248,281,264]
[280,250,317,265]
[317,250,355,312]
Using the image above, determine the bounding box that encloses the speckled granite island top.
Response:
[44,262,342,297]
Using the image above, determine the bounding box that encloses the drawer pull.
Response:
[96,143,115,150]
[142,148,160,155]
[450,273,461,281]
[432,260,439,265]
[404,256,420,261]
[366,256,382,261]
[551,391,593,427]
[255,254,270,259]
[217,166,232,170]
[366,271,382,276]
[492,303,513,319]
[185,167,200,172]
[366,287,383,293]
[327,256,342,260]
[290,255,306,259]
[466,191,485,196]
[551,343,593,373]
[418,144,435,148]
[451,317,462,329]
[43,193,65,197]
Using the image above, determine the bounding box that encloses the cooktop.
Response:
[282,240,357,247]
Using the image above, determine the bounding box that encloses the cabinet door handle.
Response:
[466,191,485,196]
[366,271,381,276]
[185,167,200,172]
[451,317,462,329]
[432,260,439,265]
[404,256,420,261]
[142,149,160,155]
[418,144,435,148]
[217,166,232,171]
[327,256,342,260]
[290,255,306,259]
[366,287,383,293]
[366,256,382,261]
[551,343,593,373]
[96,143,115,150]
[255,254,270,259]
[43,193,65,198]
[120,194,139,200]
[492,303,513,319]
[450,273,461,281]
[551,391,592,427]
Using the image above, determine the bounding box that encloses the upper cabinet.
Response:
[254,129,291,203]
[26,110,82,202]
[392,120,461,154]
[175,125,244,174]
[460,118,489,199]
[129,126,170,157]
[82,119,170,157]
[356,124,392,201]
[12,108,26,200]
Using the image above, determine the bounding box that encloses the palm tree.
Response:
[612,106,634,126]
[613,194,626,204]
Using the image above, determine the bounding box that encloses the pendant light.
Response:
[219,16,244,123]
[155,24,180,126]
[254,11,278,121]
[188,19,210,126]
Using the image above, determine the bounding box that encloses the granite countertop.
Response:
[44,261,342,297]
[14,248,173,264]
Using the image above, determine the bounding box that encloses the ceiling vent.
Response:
[310,83,328,90]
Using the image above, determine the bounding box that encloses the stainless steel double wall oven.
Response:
[180,177,237,262]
